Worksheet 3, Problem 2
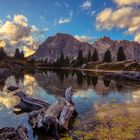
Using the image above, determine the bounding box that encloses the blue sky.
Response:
[0,0,140,56]
[0,0,135,41]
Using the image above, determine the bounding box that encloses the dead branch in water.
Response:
[14,91,49,112]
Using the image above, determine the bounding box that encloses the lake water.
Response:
[0,69,140,139]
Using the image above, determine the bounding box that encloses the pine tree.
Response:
[44,58,48,64]
[104,49,111,62]
[14,49,25,59]
[117,47,126,61]
[76,49,84,66]
[92,48,98,62]
[60,51,65,64]
[55,57,60,66]
[15,48,21,58]
[20,50,24,59]
[87,49,92,62]
[0,48,7,60]
[65,56,69,65]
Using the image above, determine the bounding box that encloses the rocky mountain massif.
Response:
[32,33,140,62]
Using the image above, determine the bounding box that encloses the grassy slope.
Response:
[85,61,140,71]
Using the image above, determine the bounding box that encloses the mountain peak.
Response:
[33,33,92,61]
[56,33,73,37]
[32,33,140,62]
[97,36,112,43]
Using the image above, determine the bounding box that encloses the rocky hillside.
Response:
[32,33,140,62]
[94,36,140,62]
[32,33,93,61]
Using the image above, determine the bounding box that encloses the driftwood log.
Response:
[15,86,74,140]
[14,91,49,112]
[0,125,28,140]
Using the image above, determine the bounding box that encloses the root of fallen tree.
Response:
[14,86,75,140]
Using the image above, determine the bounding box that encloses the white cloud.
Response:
[34,28,48,38]
[114,0,140,6]
[58,18,71,24]
[0,14,48,56]
[74,35,94,43]
[23,46,36,57]
[96,6,140,42]
[134,34,140,42]
[13,15,28,26]
[80,0,92,10]
[57,11,73,25]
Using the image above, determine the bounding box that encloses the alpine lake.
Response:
[0,69,140,140]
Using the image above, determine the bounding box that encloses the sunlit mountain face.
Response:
[0,0,140,57]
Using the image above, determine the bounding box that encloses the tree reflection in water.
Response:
[0,79,6,92]
[0,69,138,108]
[103,78,111,87]
[21,70,117,95]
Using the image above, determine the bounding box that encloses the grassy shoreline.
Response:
[70,102,140,140]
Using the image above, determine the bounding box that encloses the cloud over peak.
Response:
[13,15,28,26]
[0,15,42,57]
[96,1,140,42]
[74,35,94,43]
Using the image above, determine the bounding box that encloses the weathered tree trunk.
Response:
[28,100,66,139]
[59,86,74,130]
[42,100,67,139]
[29,87,74,139]
[29,108,46,129]
[16,87,74,140]
[0,125,28,140]
[59,101,74,130]
[65,86,73,103]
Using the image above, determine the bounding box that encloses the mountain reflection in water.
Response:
[0,69,140,139]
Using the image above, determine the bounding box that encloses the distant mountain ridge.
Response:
[32,33,140,62]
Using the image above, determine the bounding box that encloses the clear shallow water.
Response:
[0,69,140,139]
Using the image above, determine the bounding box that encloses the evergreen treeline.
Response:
[0,48,25,61]
[0,45,126,67]
[46,46,126,67]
